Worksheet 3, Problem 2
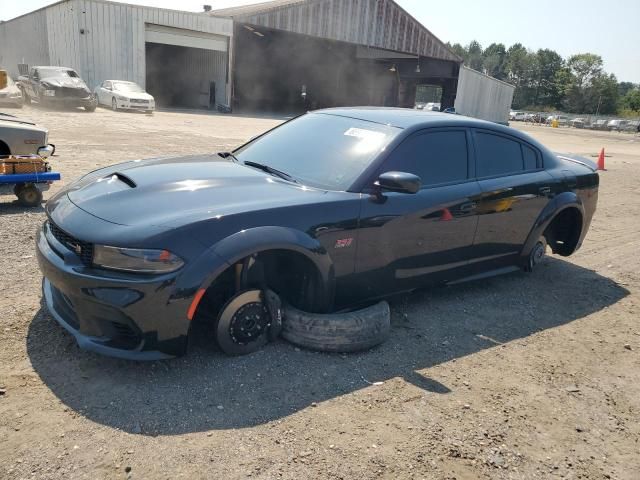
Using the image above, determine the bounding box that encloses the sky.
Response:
[2,0,639,83]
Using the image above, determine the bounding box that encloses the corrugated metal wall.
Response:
[454,66,515,124]
[228,0,460,62]
[74,0,232,92]
[0,0,233,103]
[0,9,50,78]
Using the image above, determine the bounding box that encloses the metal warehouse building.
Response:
[0,0,493,113]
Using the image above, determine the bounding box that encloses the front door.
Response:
[354,129,482,300]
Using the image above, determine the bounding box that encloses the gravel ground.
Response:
[1,106,639,480]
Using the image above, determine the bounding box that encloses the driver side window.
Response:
[383,130,469,187]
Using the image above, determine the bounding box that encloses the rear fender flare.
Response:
[172,226,335,312]
[520,192,585,261]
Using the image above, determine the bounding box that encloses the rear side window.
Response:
[522,144,538,170]
[384,130,468,186]
[475,132,540,177]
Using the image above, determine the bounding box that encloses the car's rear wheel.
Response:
[111,97,118,111]
[215,289,271,355]
[17,185,43,207]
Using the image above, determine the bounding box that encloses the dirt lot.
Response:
[1,107,639,480]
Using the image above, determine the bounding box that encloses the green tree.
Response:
[533,49,564,107]
[504,43,537,108]
[482,43,507,79]
[466,40,484,71]
[619,88,640,112]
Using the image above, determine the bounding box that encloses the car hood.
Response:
[0,113,37,126]
[117,92,153,101]
[65,154,329,228]
[41,76,88,89]
[0,85,21,95]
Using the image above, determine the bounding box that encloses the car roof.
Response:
[34,66,74,70]
[312,107,550,152]
[314,107,498,130]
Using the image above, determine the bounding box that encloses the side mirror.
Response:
[376,171,421,194]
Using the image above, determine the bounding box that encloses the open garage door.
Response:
[232,24,458,113]
[145,24,228,109]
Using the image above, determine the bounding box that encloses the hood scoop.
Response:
[105,172,137,188]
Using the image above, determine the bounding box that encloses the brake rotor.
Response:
[216,290,271,355]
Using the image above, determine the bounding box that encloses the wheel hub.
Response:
[228,301,270,345]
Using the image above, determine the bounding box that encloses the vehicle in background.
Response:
[546,115,569,126]
[94,80,155,113]
[510,111,525,121]
[0,73,23,108]
[443,107,457,114]
[607,119,628,132]
[590,119,609,131]
[424,102,440,112]
[621,120,640,133]
[571,118,588,129]
[0,113,52,157]
[414,102,426,110]
[18,66,96,112]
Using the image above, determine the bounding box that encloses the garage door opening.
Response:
[233,23,459,114]
[144,24,228,110]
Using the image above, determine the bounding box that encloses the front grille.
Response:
[109,321,142,349]
[130,99,149,104]
[57,87,90,98]
[48,221,94,266]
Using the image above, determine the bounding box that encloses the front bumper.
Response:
[118,101,155,111]
[43,95,96,108]
[0,96,23,106]
[36,222,190,360]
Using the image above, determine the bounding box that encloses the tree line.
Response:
[448,41,640,116]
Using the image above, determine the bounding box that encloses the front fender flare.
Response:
[520,192,585,261]
[172,226,335,313]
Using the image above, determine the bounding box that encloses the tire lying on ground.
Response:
[281,301,391,353]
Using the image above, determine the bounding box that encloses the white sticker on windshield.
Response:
[344,128,386,142]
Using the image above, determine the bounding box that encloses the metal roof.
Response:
[211,0,461,63]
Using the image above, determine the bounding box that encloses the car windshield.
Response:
[38,68,79,79]
[114,82,144,93]
[234,113,401,191]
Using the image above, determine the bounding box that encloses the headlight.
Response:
[93,245,184,273]
[117,95,127,101]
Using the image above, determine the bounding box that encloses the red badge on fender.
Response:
[335,238,353,249]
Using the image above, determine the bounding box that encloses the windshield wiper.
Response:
[243,161,299,184]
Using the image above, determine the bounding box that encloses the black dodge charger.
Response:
[36,108,599,359]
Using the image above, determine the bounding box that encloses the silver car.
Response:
[0,113,50,156]
[0,75,23,108]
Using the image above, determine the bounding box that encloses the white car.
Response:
[0,75,24,108]
[510,111,525,121]
[94,80,155,113]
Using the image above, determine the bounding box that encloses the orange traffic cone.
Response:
[597,148,606,171]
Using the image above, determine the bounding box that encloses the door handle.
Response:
[538,186,551,196]
[459,201,477,212]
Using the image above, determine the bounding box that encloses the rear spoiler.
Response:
[555,153,597,172]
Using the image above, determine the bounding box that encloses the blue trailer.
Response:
[0,170,61,207]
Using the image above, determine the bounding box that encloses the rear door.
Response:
[470,129,556,270]
[354,128,482,299]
